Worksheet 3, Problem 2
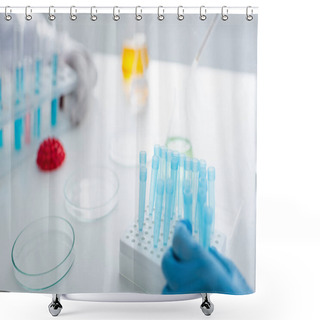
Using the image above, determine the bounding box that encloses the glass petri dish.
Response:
[64,166,119,221]
[11,216,75,291]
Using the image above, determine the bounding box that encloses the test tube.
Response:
[195,177,207,234]
[199,159,207,179]
[148,155,159,217]
[202,205,214,250]
[170,152,179,219]
[192,158,199,218]
[153,179,164,248]
[163,179,174,246]
[51,53,58,126]
[177,153,186,218]
[208,167,216,235]
[138,166,147,232]
[139,151,147,167]
[183,180,193,224]
[34,58,42,138]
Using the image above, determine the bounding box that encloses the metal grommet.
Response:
[200,6,207,21]
[48,6,56,21]
[135,6,142,21]
[113,6,120,21]
[70,6,77,21]
[157,6,164,21]
[221,6,228,21]
[90,6,97,21]
[5,6,12,21]
[246,6,253,21]
[25,6,32,21]
[177,6,184,21]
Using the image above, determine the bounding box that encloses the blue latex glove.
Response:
[161,220,253,295]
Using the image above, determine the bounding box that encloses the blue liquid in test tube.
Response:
[208,167,215,234]
[170,152,179,219]
[199,159,207,180]
[177,153,186,219]
[159,146,167,180]
[51,53,58,126]
[138,166,147,232]
[14,66,24,151]
[184,157,192,184]
[34,59,42,138]
[153,179,164,248]
[166,149,172,179]
[183,180,193,224]
[163,179,173,246]
[148,155,159,217]
[154,144,160,157]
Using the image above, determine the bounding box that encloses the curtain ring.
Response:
[135,6,142,21]
[4,6,12,21]
[25,6,32,21]
[157,6,164,21]
[70,6,77,21]
[177,6,184,21]
[90,6,97,21]
[48,6,56,21]
[113,6,120,21]
[246,6,253,21]
[200,6,207,21]
[221,6,228,21]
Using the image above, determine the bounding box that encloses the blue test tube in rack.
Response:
[159,146,167,180]
[148,155,159,217]
[138,165,147,232]
[14,65,24,150]
[197,184,207,244]
[183,180,193,224]
[166,149,172,179]
[199,159,207,179]
[202,205,214,250]
[163,179,174,246]
[195,177,207,234]
[184,157,192,184]
[208,167,216,235]
[51,53,58,126]
[177,153,186,219]
[153,179,164,248]
[154,144,160,157]
[139,151,147,167]
[170,153,179,219]
[192,158,199,217]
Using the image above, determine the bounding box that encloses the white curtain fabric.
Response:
[0,12,257,295]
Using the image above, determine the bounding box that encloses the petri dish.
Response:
[11,216,75,291]
[64,166,119,221]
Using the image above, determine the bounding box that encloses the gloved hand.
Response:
[161,220,252,295]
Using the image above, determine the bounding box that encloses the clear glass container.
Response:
[11,216,75,291]
[64,166,119,221]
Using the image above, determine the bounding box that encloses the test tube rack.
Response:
[119,206,226,294]
[0,65,77,177]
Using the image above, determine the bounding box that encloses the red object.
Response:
[36,137,66,171]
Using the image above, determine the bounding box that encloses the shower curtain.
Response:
[0,8,257,296]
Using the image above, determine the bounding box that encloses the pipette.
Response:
[139,150,147,167]
[154,144,160,157]
[148,155,159,217]
[34,59,42,138]
[153,179,164,248]
[177,153,186,219]
[138,166,147,232]
[192,158,199,217]
[199,159,207,179]
[166,149,172,179]
[195,177,207,234]
[202,205,213,250]
[183,180,192,224]
[170,153,179,219]
[208,167,216,235]
[159,146,167,180]
[197,184,207,245]
[163,179,173,246]
[184,157,192,184]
